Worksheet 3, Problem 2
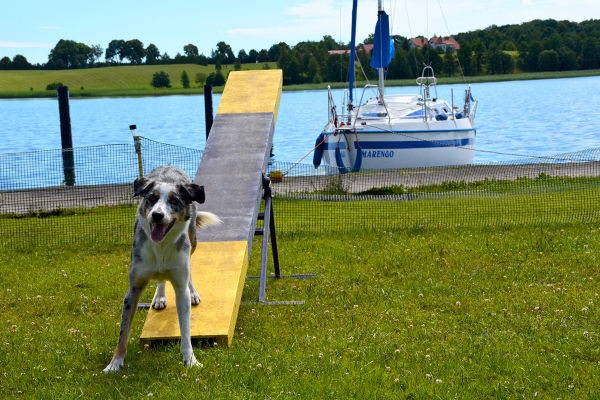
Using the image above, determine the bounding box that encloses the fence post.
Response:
[204,84,213,139]
[57,86,75,186]
[129,125,144,178]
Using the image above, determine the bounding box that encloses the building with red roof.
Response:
[428,36,461,52]
[327,43,374,56]
[409,36,460,52]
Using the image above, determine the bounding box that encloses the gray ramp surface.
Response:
[194,112,275,247]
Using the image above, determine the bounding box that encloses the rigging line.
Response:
[359,122,598,163]
[425,0,431,66]
[339,0,343,84]
[404,0,421,77]
[426,0,429,44]
[281,131,336,176]
[436,0,467,84]
[356,49,372,85]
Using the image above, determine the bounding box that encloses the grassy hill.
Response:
[0,62,277,97]
[1,63,599,98]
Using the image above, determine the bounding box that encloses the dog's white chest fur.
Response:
[139,228,189,277]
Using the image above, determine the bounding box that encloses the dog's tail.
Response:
[196,212,222,229]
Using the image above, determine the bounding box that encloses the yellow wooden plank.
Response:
[216,69,283,124]
[140,241,248,345]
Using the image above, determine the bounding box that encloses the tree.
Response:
[537,49,559,71]
[442,47,456,76]
[522,41,543,71]
[324,53,349,83]
[151,71,171,88]
[268,42,290,61]
[471,39,486,74]
[388,48,412,79]
[105,40,125,63]
[0,56,11,70]
[195,72,207,85]
[213,41,234,64]
[89,45,103,64]
[234,58,241,71]
[248,49,259,63]
[277,47,302,84]
[181,70,190,88]
[307,56,321,83]
[257,49,269,62]
[456,42,473,76]
[558,47,578,70]
[421,46,443,73]
[237,49,248,63]
[206,71,225,86]
[47,39,92,69]
[183,44,199,57]
[146,44,160,64]
[10,54,31,70]
[486,49,514,74]
[121,39,145,64]
[579,39,600,69]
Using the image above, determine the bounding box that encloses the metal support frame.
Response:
[246,175,314,305]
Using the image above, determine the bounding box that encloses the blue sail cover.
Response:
[370,11,395,70]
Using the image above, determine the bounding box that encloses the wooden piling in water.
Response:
[204,84,213,139]
[57,86,75,186]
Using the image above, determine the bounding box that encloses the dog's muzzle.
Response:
[150,212,175,242]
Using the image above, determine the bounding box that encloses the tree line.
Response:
[1,18,599,85]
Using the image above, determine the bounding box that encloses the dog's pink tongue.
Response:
[151,224,168,242]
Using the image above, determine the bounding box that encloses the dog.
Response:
[103,166,220,373]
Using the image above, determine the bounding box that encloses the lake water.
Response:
[1,76,600,165]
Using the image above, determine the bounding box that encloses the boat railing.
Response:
[327,86,337,126]
[470,100,478,122]
[417,65,439,122]
[349,83,391,129]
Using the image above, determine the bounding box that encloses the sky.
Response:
[1,0,599,65]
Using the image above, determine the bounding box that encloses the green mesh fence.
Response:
[267,151,600,231]
[0,138,202,249]
[1,137,599,249]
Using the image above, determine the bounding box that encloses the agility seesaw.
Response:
[140,70,312,346]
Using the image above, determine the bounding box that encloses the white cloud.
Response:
[227,0,378,44]
[0,41,54,48]
[285,0,338,19]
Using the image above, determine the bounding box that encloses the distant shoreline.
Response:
[1,68,599,99]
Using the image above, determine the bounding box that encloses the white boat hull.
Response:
[321,120,476,170]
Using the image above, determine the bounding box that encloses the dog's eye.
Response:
[146,195,158,205]
[168,197,180,206]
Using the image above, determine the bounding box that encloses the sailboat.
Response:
[313,0,477,172]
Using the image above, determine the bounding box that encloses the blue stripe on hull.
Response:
[324,129,476,134]
[323,138,474,150]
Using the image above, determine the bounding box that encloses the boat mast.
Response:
[348,0,358,111]
[376,0,385,103]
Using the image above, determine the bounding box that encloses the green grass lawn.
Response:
[1,197,599,398]
[1,64,599,98]
[0,62,277,98]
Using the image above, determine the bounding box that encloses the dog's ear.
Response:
[133,177,155,198]
[178,183,205,204]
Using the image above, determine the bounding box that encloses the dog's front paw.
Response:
[190,291,201,306]
[152,295,167,310]
[184,353,200,367]
[103,358,124,373]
